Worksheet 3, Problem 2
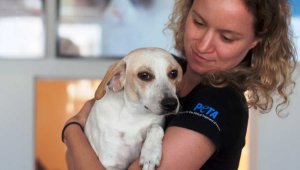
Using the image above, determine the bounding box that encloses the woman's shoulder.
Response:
[184,84,246,105]
[179,84,248,126]
[171,84,248,146]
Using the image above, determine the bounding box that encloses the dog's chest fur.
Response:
[85,91,164,169]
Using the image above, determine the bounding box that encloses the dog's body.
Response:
[85,48,182,170]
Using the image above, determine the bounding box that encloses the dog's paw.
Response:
[139,125,164,170]
[139,146,161,170]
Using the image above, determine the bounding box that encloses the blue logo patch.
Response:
[193,103,219,119]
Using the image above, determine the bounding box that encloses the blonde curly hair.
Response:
[167,0,297,115]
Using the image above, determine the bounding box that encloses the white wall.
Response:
[256,64,300,170]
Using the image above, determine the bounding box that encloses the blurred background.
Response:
[0,0,299,169]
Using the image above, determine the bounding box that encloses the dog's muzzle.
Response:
[160,97,179,113]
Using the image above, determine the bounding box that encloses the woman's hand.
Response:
[65,99,95,127]
[128,159,141,170]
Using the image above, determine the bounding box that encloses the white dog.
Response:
[85,48,183,170]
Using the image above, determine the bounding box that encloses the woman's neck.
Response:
[178,66,202,97]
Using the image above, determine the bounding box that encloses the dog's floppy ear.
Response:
[95,60,126,100]
[175,63,183,93]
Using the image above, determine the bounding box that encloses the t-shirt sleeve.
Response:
[166,85,248,150]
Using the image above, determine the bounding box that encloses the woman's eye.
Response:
[137,72,154,81]
[221,35,235,43]
[168,70,178,79]
[194,19,204,26]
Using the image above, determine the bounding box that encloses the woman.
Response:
[62,0,296,169]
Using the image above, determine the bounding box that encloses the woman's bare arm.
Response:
[62,99,105,170]
[64,124,105,170]
[129,126,215,170]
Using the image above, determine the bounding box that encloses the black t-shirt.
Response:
[165,84,249,170]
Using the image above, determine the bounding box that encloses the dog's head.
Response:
[95,47,183,114]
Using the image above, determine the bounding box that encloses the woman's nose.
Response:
[196,30,215,53]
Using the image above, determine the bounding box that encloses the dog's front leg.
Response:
[139,124,164,170]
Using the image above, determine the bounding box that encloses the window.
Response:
[57,0,175,58]
[291,0,300,61]
[0,0,45,59]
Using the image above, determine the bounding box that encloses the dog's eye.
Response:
[168,70,178,79]
[138,72,154,81]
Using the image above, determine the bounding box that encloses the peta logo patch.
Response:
[193,103,219,120]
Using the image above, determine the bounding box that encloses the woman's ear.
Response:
[94,60,126,100]
[250,37,261,49]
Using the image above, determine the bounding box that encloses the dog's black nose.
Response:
[161,97,178,112]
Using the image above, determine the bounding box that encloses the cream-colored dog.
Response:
[85,48,182,170]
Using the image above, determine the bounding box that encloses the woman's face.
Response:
[184,0,259,74]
